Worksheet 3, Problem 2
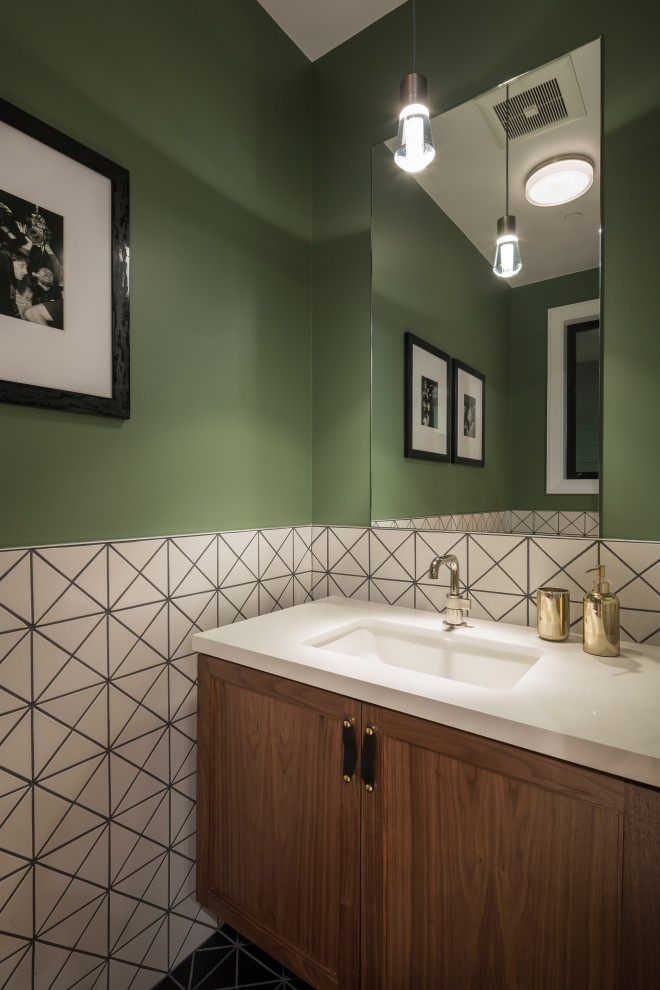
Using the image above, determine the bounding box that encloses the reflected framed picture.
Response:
[0,95,129,418]
[452,359,484,466]
[404,332,450,461]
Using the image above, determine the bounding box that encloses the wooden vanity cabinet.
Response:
[197,655,660,990]
[196,654,362,990]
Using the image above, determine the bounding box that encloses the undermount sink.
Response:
[306,618,543,691]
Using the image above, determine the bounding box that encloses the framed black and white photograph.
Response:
[404,332,450,461]
[452,359,485,466]
[0,96,129,418]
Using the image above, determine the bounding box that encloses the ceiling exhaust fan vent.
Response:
[475,55,587,148]
[494,80,567,139]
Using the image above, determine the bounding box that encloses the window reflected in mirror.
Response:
[566,320,600,480]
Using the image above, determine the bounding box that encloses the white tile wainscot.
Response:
[1,523,659,989]
[0,527,314,990]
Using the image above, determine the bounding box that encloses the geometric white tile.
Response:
[169,536,217,598]
[0,553,31,626]
[370,529,415,582]
[33,553,104,626]
[469,591,528,625]
[260,575,294,613]
[368,578,415,609]
[0,706,31,781]
[259,528,295,580]
[0,937,32,988]
[528,537,595,602]
[37,544,108,610]
[468,534,527,595]
[292,571,313,606]
[0,779,32,860]
[327,528,369,577]
[328,573,369,601]
[0,861,32,941]
[0,630,31,703]
[310,526,328,572]
[218,584,259,625]
[34,941,107,990]
[218,531,259,587]
[169,594,218,661]
[293,527,312,573]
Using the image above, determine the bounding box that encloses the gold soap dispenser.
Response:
[583,565,620,657]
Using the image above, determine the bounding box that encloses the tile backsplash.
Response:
[313,526,660,645]
[372,509,599,537]
[1,522,658,990]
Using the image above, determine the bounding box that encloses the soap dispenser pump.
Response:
[583,565,620,657]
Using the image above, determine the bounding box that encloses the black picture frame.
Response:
[452,358,485,467]
[0,96,129,418]
[404,332,451,462]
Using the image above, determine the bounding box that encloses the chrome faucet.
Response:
[428,554,471,627]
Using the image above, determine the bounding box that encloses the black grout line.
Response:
[28,549,36,990]
[526,536,530,626]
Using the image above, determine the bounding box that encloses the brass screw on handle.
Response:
[365,784,374,793]
[366,726,374,736]
[343,720,351,728]
[343,774,351,783]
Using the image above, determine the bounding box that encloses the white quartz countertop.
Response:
[193,597,660,788]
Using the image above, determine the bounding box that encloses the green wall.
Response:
[311,0,660,539]
[3,0,659,546]
[0,0,312,547]
[371,144,511,520]
[510,270,600,511]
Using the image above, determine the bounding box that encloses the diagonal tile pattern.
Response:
[153,927,314,990]
[317,528,660,649]
[374,509,599,537]
[0,524,658,990]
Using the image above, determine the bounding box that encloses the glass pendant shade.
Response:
[493,216,522,278]
[394,73,435,173]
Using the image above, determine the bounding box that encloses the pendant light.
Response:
[394,0,435,173]
[493,85,522,278]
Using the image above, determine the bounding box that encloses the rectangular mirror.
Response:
[371,39,601,538]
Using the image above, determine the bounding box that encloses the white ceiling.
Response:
[257,0,407,61]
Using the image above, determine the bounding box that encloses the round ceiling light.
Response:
[525,155,594,207]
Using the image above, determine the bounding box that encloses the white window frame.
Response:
[546,298,600,495]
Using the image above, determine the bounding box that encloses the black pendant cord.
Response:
[412,0,416,73]
[505,84,510,217]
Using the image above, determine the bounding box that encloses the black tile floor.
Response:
[154,926,315,990]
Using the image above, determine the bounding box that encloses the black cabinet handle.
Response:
[361,726,376,792]
[342,719,358,782]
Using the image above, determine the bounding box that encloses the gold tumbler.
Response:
[537,587,570,641]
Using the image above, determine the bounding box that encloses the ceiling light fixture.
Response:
[393,0,435,173]
[525,155,594,206]
[493,85,522,279]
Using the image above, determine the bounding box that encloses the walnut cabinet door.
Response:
[196,656,362,990]
[360,705,625,990]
